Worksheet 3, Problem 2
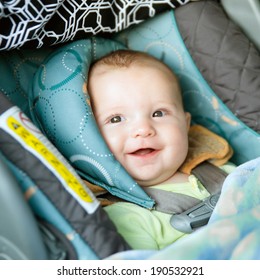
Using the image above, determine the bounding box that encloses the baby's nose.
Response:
[132,121,156,138]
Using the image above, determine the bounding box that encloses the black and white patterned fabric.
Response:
[0,0,189,50]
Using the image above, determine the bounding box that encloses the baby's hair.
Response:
[92,49,160,67]
[89,49,184,107]
[90,49,176,77]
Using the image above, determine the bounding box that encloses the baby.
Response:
[88,49,191,187]
[88,49,234,250]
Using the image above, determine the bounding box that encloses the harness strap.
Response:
[191,161,228,194]
[145,162,228,214]
[144,124,232,215]
[144,188,201,214]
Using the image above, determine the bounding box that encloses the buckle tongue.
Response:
[170,192,220,233]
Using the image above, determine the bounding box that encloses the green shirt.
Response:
[104,163,236,250]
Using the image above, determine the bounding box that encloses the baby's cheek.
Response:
[104,133,122,155]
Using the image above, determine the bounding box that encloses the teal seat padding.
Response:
[0,49,52,117]
[114,10,260,164]
[0,155,48,260]
[30,38,154,209]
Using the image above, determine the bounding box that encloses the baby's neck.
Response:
[162,171,190,184]
[139,171,190,188]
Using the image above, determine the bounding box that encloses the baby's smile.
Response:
[131,148,155,155]
[126,147,160,162]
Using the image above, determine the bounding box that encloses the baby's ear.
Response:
[83,82,92,107]
[185,112,191,130]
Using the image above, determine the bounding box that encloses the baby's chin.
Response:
[134,170,189,187]
[134,173,174,188]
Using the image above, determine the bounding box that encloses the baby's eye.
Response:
[152,110,165,118]
[110,116,122,123]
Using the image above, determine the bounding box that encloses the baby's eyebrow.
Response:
[155,101,179,109]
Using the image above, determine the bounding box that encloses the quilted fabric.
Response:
[175,0,260,133]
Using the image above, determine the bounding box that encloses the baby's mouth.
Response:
[131,148,155,156]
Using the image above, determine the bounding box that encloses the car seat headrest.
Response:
[30,37,155,209]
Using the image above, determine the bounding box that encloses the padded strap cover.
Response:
[0,92,130,259]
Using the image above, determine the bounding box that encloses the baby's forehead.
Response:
[94,57,175,79]
[90,54,181,94]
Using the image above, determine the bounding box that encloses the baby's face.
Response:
[89,62,190,187]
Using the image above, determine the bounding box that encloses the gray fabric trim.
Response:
[0,92,13,114]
